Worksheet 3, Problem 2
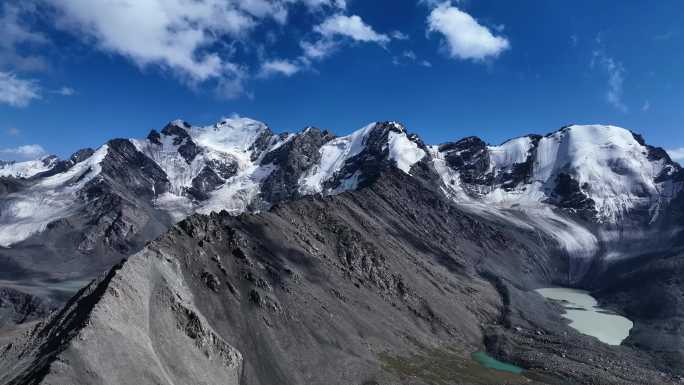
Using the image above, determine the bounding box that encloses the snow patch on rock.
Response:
[299,123,376,194]
[0,145,109,247]
[0,157,57,179]
[488,136,533,170]
[387,131,426,174]
[431,143,599,265]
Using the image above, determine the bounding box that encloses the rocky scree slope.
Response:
[0,169,675,385]
[1,118,683,377]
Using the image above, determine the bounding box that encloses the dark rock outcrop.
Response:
[439,136,493,187]
[546,173,597,221]
[260,127,334,203]
[0,170,675,385]
[0,288,54,328]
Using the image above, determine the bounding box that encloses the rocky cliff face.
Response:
[0,170,676,385]
[0,117,683,383]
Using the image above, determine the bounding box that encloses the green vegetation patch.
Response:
[379,346,532,385]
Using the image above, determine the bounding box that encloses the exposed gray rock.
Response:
[260,127,334,203]
[1,118,684,384]
[439,136,493,187]
[188,166,224,201]
[0,170,675,385]
[161,121,201,164]
[546,173,597,221]
[0,288,54,328]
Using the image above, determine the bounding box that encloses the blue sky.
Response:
[1,0,683,162]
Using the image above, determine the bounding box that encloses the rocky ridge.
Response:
[0,169,677,385]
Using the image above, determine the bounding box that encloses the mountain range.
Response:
[0,118,683,384]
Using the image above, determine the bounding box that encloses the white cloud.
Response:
[214,65,249,100]
[391,31,409,40]
[47,0,258,84]
[300,39,338,60]
[667,148,684,163]
[54,86,75,96]
[0,71,41,107]
[403,50,417,60]
[42,0,356,98]
[592,50,627,112]
[427,2,509,61]
[0,144,46,159]
[642,100,650,112]
[314,14,390,43]
[237,0,288,24]
[300,13,390,64]
[391,50,433,68]
[292,0,346,9]
[259,59,302,77]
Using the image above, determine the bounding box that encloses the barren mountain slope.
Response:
[0,170,674,385]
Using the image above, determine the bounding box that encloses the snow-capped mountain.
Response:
[0,157,59,179]
[3,117,684,385]
[429,125,683,279]
[433,125,682,224]
[1,118,682,306]
[10,118,423,244]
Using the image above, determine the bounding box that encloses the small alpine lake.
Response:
[536,287,633,346]
[471,351,524,374]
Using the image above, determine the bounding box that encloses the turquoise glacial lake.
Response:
[471,351,524,374]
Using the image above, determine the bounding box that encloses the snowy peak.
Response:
[434,124,682,224]
[0,156,60,179]
[521,125,681,222]
[131,118,285,220]
[194,117,272,154]
[296,121,427,195]
[2,118,682,252]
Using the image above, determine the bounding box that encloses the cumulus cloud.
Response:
[297,12,390,65]
[0,71,41,107]
[40,0,360,98]
[314,14,390,44]
[667,148,684,163]
[592,50,627,112]
[427,2,510,61]
[46,0,258,84]
[294,0,346,9]
[259,59,302,77]
[0,144,46,159]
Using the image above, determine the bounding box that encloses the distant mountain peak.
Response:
[1,119,682,273]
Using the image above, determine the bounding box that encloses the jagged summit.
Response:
[0,156,60,179]
[433,124,682,223]
[0,160,677,385]
[2,118,684,384]
[0,118,681,299]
